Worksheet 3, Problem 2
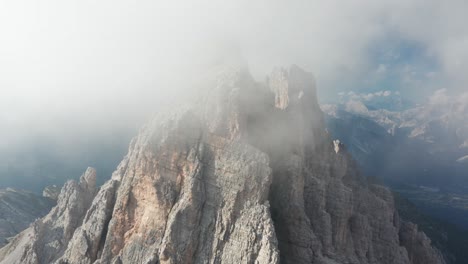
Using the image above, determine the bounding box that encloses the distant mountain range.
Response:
[0,131,130,193]
[322,89,468,229]
[0,188,55,247]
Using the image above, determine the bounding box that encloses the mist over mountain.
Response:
[0,65,447,264]
[0,127,132,192]
[0,1,467,264]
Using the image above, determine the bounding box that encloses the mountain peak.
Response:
[0,66,444,264]
[79,167,97,191]
[268,65,317,110]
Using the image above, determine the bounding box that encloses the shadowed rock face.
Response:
[0,66,444,264]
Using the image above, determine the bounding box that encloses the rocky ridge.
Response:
[43,185,61,201]
[0,65,445,264]
[0,188,55,247]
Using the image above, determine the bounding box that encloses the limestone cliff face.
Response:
[0,168,97,264]
[0,66,444,264]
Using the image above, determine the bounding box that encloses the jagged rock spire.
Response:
[0,66,445,264]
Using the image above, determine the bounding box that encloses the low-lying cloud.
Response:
[1,0,468,186]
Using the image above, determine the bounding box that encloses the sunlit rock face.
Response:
[0,66,444,264]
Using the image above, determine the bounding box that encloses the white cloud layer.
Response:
[0,0,468,146]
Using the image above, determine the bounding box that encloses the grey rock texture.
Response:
[0,188,54,247]
[0,167,97,264]
[43,185,61,201]
[0,65,444,264]
[399,222,445,264]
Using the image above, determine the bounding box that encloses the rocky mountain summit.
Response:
[0,65,445,264]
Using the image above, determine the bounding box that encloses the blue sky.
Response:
[339,34,442,102]
[318,30,449,104]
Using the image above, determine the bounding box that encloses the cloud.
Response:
[345,100,369,115]
[0,0,468,178]
[429,89,450,106]
[342,90,394,102]
[1,1,467,110]
[376,64,387,74]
